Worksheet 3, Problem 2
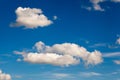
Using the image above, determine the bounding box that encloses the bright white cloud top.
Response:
[11,7,53,29]
[0,70,11,80]
[15,41,103,67]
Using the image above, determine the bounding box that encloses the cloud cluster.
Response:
[0,70,11,80]
[15,41,103,67]
[11,7,53,29]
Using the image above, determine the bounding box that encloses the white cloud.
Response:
[0,70,11,80]
[85,50,103,65]
[15,41,103,67]
[23,52,79,67]
[116,37,120,45]
[11,7,53,29]
[90,0,105,11]
[114,60,120,64]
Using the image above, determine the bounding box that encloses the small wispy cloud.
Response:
[81,6,92,11]
[107,36,120,49]
[79,38,90,44]
[90,0,105,11]
[103,52,120,57]
[103,52,120,64]
[0,61,8,64]
[52,73,71,79]
[89,43,107,48]
[111,0,120,3]
[83,0,120,11]
[53,16,57,20]
[113,60,120,65]
[16,58,22,62]
[14,75,22,79]
[0,54,13,57]
[79,72,101,77]
[116,37,120,45]
[82,0,105,11]
[108,45,119,49]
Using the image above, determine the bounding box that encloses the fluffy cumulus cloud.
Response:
[0,70,11,80]
[15,41,103,67]
[23,53,79,66]
[11,7,53,29]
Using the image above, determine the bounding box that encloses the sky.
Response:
[0,0,120,80]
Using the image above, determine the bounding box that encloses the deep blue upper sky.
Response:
[0,0,120,80]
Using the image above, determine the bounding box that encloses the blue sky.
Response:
[0,0,120,80]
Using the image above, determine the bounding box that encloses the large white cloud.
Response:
[0,70,11,80]
[15,41,103,67]
[11,7,53,29]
